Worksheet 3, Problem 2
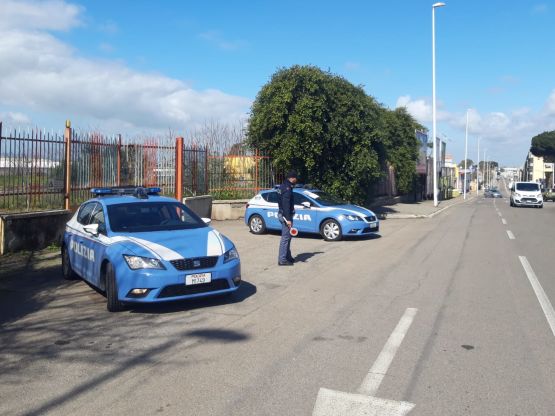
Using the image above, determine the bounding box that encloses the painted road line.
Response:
[519,256,555,337]
[313,389,414,416]
[498,212,502,217]
[359,308,418,396]
[507,230,515,240]
[502,218,507,225]
[313,308,418,416]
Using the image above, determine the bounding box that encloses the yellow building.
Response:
[522,152,554,187]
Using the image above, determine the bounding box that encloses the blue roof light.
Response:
[90,186,162,197]
[91,188,114,195]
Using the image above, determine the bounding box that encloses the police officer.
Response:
[277,171,298,266]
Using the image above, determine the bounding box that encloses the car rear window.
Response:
[107,202,206,232]
[516,183,540,192]
[262,192,278,203]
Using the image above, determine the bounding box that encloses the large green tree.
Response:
[458,159,474,168]
[380,108,422,194]
[530,130,555,162]
[247,65,383,203]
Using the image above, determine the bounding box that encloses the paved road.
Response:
[1,190,554,415]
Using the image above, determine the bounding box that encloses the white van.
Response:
[510,182,543,208]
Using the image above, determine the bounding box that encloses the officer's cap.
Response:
[286,170,298,179]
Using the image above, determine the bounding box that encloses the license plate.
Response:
[185,273,212,285]
[369,222,378,229]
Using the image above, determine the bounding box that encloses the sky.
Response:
[1,0,554,166]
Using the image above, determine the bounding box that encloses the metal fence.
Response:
[208,147,282,200]
[0,121,278,212]
[70,133,177,206]
[0,124,66,211]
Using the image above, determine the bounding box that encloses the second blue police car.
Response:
[62,187,241,312]
[245,186,379,241]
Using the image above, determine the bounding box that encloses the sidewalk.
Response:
[371,194,475,219]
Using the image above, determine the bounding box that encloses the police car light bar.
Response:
[91,188,115,195]
[90,187,162,196]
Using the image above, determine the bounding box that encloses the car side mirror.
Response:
[83,223,99,236]
[301,201,311,209]
[202,217,212,224]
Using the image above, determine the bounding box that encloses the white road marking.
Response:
[358,308,418,396]
[519,256,555,337]
[313,389,414,416]
[502,218,507,225]
[312,308,418,416]
[498,212,502,217]
[507,230,515,240]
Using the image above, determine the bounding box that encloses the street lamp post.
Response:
[432,2,445,207]
[464,109,469,200]
[484,149,488,190]
[476,137,481,195]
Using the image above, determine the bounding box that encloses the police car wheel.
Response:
[321,219,342,242]
[106,263,124,312]
[249,214,266,234]
[61,245,78,280]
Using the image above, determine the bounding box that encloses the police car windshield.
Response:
[311,192,347,206]
[107,202,206,232]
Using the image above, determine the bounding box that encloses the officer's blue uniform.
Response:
[277,179,295,264]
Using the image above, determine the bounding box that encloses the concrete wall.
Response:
[184,195,213,219]
[0,210,72,255]
[211,200,249,221]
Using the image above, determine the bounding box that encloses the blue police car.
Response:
[245,186,379,241]
[62,187,241,312]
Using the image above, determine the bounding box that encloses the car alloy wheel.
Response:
[321,219,342,241]
[249,215,266,234]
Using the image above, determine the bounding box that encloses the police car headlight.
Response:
[224,247,240,263]
[123,255,165,270]
[340,214,363,221]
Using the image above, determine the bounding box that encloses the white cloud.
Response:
[0,111,32,124]
[396,93,555,164]
[396,95,450,122]
[0,0,82,31]
[0,1,251,132]
[545,89,555,115]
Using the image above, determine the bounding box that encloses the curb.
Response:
[380,195,476,220]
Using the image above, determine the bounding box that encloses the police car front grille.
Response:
[157,280,230,298]
[365,215,377,222]
[170,256,219,271]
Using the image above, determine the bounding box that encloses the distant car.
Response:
[510,182,543,208]
[485,188,502,198]
[245,186,379,241]
[62,187,241,311]
[542,188,555,202]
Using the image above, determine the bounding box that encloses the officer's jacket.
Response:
[277,180,295,221]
